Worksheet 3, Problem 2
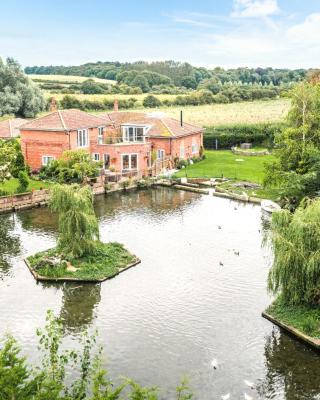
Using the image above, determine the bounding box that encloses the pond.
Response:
[0,188,319,399]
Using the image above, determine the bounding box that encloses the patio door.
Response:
[103,154,110,169]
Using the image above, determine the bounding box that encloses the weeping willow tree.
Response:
[49,184,99,258]
[267,199,320,305]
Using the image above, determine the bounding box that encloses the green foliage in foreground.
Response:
[28,242,136,281]
[49,184,99,258]
[266,199,320,306]
[0,310,193,400]
[266,297,320,339]
[174,150,274,183]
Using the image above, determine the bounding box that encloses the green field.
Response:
[175,150,275,183]
[149,99,290,126]
[29,74,116,85]
[0,178,52,195]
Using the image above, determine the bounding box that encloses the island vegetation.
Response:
[27,184,139,282]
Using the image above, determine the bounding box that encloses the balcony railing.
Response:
[100,137,146,145]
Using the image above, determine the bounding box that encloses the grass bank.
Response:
[174,150,275,183]
[266,298,320,339]
[0,178,52,195]
[27,242,139,282]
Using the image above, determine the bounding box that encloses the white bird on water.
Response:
[244,380,255,389]
[244,393,253,400]
[221,393,230,400]
[211,358,218,369]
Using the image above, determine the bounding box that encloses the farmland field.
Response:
[29,74,116,85]
[142,99,290,126]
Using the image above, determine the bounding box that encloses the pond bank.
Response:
[262,311,320,352]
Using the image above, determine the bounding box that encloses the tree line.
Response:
[25,60,307,90]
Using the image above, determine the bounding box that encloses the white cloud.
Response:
[287,13,320,45]
[232,0,280,18]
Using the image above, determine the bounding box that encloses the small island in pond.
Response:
[25,184,140,282]
[26,242,140,282]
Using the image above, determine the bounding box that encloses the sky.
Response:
[1,0,320,69]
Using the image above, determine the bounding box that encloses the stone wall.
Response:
[0,189,50,214]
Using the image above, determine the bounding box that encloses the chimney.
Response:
[114,99,119,112]
[50,97,57,112]
[180,110,183,127]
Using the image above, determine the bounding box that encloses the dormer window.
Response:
[122,126,145,143]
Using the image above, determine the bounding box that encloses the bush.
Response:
[203,123,284,149]
[17,170,29,193]
[143,95,162,108]
[39,149,101,184]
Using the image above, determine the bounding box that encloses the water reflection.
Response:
[59,283,101,334]
[17,207,58,232]
[258,328,320,400]
[94,187,201,220]
[0,214,21,278]
[0,188,319,399]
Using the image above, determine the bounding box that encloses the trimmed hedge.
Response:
[203,123,285,149]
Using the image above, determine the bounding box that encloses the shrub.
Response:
[17,170,29,193]
[203,123,284,149]
[143,95,162,108]
[39,149,101,184]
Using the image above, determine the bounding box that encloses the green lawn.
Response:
[175,150,275,183]
[266,298,320,339]
[0,178,52,195]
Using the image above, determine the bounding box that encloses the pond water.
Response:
[0,188,319,399]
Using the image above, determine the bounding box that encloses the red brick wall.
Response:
[21,130,71,170]
[148,132,203,160]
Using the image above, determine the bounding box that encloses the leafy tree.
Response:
[80,79,106,94]
[181,76,197,89]
[143,95,162,108]
[0,57,46,117]
[49,184,100,258]
[267,199,320,305]
[131,74,150,93]
[0,139,18,182]
[264,83,320,208]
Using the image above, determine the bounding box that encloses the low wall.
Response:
[0,189,50,214]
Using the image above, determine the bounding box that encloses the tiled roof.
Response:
[20,109,112,131]
[104,111,203,138]
[0,118,26,138]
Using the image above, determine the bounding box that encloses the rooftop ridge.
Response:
[58,110,67,130]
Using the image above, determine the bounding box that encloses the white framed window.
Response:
[92,153,100,162]
[192,142,198,154]
[77,129,88,148]
[98,127,104,144]
[157,149,165,160]
[180,144,185,158]
[122,154,138,171]
[42,155,55,166]
[122,126,144,143]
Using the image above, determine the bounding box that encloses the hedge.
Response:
[203,123,285,149]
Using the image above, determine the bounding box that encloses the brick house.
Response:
[20,109,203,176]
